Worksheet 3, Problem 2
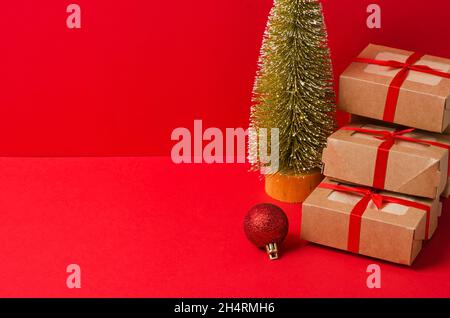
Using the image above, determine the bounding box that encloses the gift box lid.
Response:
[342,43,450,101]
[339,44,450,132]
[322,121,450,198]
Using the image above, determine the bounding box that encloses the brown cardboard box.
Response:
[301,178,442,265]
[349,115,450,198]
[441,124,450,197]
[322,121,450,199]
[340,44,450,133]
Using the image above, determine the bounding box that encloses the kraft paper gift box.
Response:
[440,123,450,197]
[322,121,450,199]
[339,44,450,133]
[301,178,442,265]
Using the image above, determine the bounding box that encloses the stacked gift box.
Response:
[301,44,450,265]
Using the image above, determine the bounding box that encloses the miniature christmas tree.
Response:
[250,0,336,202]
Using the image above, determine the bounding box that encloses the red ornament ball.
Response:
[244,203,289,248]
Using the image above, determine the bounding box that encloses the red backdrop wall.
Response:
[1,0,449,156]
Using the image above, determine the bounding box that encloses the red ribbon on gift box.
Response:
[318,183,431,253]
[354,53,450,122]
[341,126,450,190]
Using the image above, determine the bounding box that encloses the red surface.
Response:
[1,0,450,297]
[1,0,450,155]
[0,157,449,297]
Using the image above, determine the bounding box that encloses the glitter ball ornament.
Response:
[244,203,289,260]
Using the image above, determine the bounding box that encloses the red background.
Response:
[1,0,450,156]
[1,0,450,297]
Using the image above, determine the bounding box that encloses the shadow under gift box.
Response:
[339,44,450,133]
[322,121,450,199]
[301,178,442,266]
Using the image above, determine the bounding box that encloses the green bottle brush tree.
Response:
[249,0,336,202]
